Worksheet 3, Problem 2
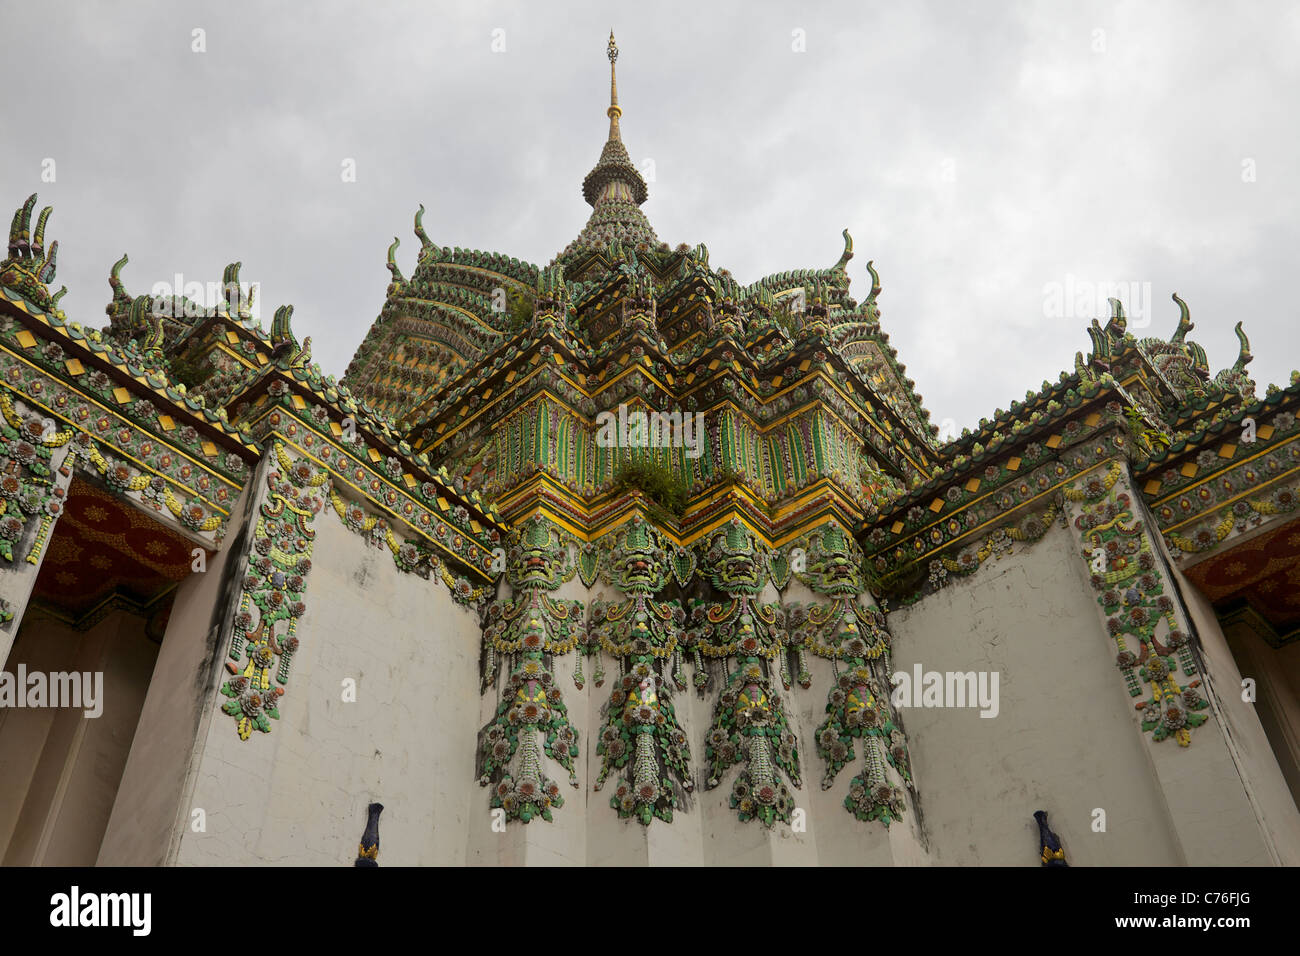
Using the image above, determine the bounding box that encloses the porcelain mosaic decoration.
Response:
[219,443,327,739]
[587,515,693,824]
[691,520,802,826]
[1063,463,1208,746]
[477,516,582,823]
[0,387,73,565]
[787,523,912,825]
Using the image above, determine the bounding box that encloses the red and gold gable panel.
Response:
[1184,516,1300,631]
[32,476,206,619]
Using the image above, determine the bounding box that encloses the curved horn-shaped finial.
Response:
[38,241,57,283]
[1087,318,1111,360]
[109,253,129,296]
[1106,297,1127,336]
[31,206,52,255]
[834,228,854,271]
[8,194,37,255]
[271,303,295,347]
[864,259,881,303]
[221,262,243,316]
[1233,321,1253,371]
[110,253,129,287]
[51,286,67,310]
[386,237,404,282]
[108,254,131,315]
[292,335,312,369]
[414,204,431,248]
[1170,292,1193,344]
[7,201,26,252]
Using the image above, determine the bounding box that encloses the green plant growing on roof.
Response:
[505,289,534,332]
[1124,404,1170,455]
[612,457,690,521]
[168,353,216,390]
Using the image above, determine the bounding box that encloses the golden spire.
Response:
[607,30,622,142]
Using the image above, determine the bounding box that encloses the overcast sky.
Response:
[4,0,1297,436]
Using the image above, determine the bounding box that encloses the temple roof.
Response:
[343,36,932,441]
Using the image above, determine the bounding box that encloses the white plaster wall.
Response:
[1,610,156,865]
[0,615,72,857]
[41,612,157,865]
[98,478,256,866]
[888,522,1186,865]
[1174,565,1300,865]
[172,505,484,866]
[1223,622,1300,806]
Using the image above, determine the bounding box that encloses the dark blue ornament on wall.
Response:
[1034,809,1069,867]
[355,802,384,867]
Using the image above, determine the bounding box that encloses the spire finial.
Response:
[561,28,656,260]
[606,30,622,141]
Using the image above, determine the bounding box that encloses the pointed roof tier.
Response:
[554,32,662,266]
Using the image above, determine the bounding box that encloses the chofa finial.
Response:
[833,229,854,272]
[1233,321,1253,372]
[4,194,60,299]
[1106,297,1127,337]
[414,204,431,249]
[1170,292,1193,345]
